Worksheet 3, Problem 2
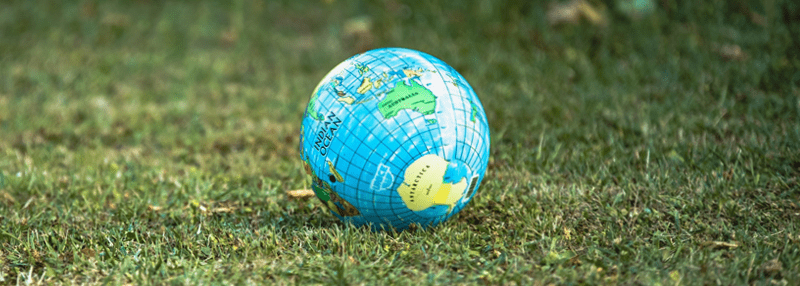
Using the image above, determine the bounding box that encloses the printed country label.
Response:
[378,80,436,119]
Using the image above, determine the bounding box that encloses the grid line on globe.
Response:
[300,47,490,230]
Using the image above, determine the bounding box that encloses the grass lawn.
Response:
[1,0,799,284]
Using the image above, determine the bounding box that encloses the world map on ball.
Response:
[300,47,490,230]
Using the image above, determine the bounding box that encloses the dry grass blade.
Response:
[701,241,739,249]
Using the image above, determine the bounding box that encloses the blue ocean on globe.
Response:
[300,47,490,230]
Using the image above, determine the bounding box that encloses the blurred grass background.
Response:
[1,0,799,284]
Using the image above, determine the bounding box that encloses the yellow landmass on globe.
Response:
[357,77,373,94]
[328,160,344,182]
[397,154,467,212]
[403,68,423,78]
[337,96,355,104]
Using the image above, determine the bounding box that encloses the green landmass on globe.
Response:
[378,80,437,119]
[469,99,478,122]
[306,88,323,121]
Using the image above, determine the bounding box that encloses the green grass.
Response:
[1,0,799,284]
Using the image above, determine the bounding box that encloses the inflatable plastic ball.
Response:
[299,47,490,231]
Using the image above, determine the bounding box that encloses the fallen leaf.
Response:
[287,189,315,198]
